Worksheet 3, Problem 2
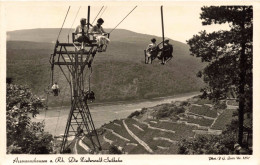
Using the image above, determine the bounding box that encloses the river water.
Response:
[34,92,199,136]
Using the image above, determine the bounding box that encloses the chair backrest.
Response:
[72,32,75,42]
[161,49,173,58]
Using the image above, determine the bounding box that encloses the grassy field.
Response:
[182,117,214,127]
[189,105,218,118]
[147,120,196,139]
[211,109,236,130]
[103,120,138,143]
[125,118,187,154]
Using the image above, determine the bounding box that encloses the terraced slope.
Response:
[75,97,238,154]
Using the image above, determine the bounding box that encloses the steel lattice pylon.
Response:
[50,40,101,153]
[48,6,103,154]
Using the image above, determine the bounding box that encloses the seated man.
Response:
[74,18,90,50]
[89,18,110,52]
[51,82,60,96]
[159,38,173,64]
[83,90,95,102]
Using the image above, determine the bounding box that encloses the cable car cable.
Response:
[109,6,137,34]
[99,6,107,18]
[92,6,104,24]
[51,6,70,88]
[68,6,81,42]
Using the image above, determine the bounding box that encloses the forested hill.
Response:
[7,28,204,106]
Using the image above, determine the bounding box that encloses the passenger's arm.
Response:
[101,26,108,35]
[146,44,152,51]
[74,26,79,34]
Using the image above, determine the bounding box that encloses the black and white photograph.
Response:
[0,1,259,164]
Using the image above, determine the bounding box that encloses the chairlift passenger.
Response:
[89,18,110,52]
[159,38,173,64]
[83,90,95,103]
[51,82,60,96]
[146,38,159,64]
[74,18,91,50]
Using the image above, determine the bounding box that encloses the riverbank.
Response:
[34,92,200,136]
[48,91,200,109]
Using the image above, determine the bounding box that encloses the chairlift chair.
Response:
[72,32,110,52]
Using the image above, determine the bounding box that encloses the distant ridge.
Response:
[7,28,204,105]
[7,28,191,61]
[7,28,188,48]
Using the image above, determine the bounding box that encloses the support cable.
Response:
[82,50,94,85]
[54,79,69,136]
[57,6,71,41]
[109,6,137,34]
[51,6,70,91]
[92,6,104,24]
[44,66,53,111]
[99,6,107,18]
[88,67,93,92]
[68,6,81,42]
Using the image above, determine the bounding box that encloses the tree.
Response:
[6,83,53,154]
[108,145,123,154]
[187,6,252,146]
[178,124,238,154]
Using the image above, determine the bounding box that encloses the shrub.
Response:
[177,123,246,155]
[175,106,185,114]
[109,145,123,154]
[178,131,237,154]
[155,106,173,119]
[128,110,141,118]
[152,104,185,119]
[214,101,227,110]
[140,107,148,114]
[180,101,190,106]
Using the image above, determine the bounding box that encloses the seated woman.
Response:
[146,38,159,64]
[89,18,110,51]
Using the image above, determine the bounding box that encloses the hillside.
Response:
[60,97,237,154]
[7,28,205,105]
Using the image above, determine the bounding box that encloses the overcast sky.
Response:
[4,1,233,43]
